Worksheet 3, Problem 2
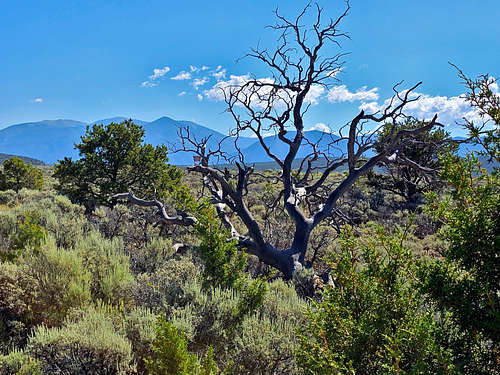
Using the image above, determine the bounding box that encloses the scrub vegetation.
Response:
[0,3,498,374]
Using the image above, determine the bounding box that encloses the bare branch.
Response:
[112,192,197,226]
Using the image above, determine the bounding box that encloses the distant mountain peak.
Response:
[154,116,175,122]
[5,119,87,130]
[0,115,349,165]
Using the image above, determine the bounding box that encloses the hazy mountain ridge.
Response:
[0,117,485,165]
[0,153,45,166]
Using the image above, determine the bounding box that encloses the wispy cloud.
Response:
[192,77,208,90]
[212,68,226,81]
[178,91,187,96]
[141,81,157,87]
[190,65,209,73]
[141,66,170,87]
[29,97,43,103]
[327,85,379,103]
[149,66,170,80]
[197,93,203,101]
[171,71,192,80]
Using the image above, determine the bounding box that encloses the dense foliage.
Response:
[297,225,456,374]
[423,155,499,340]
[0,158,43,193]
[145,317,217,375]
[53,120,181,210]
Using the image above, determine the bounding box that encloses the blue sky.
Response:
[1,0,499,135]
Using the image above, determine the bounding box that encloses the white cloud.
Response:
[490,80,499,94]
[197,93,203,101]
[400,94,481,126]
[304,85,325,105]
[360,77,500,131]
[192,77,208,90]
[149,66,170,80]
[248,131,275,138]
[178,91,187,96]
[171,71,192,80]
[359,91,484,127]
[204,74,278,108]
[190,65,209,73]
[141,81,157,87]
[358,101,380,113]
[204,74,250,101]
[141,66,170,87]
[328,85,379,103]
[307,123,331,132]
[204,74,325,109]
[212,68,226,81]
[30,97,43,103]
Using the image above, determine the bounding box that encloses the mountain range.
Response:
[0,116,483,166]
[0,116,343,165]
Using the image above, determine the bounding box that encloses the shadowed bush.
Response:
[26,309,135,375]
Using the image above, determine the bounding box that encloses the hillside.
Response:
[0,116,487,166]
[0,117,339,165]
[0,119,87,164]
[0,153,45,166]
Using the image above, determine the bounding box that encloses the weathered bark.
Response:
[113,2,444,279]
[111,192,196,226]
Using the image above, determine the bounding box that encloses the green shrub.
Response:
[423,155,500,342]
[0,158,43,193]
[296,225,456,374]
[75,230,135,306]
[131,253,200,311]
[2,213,46,262]
[134,236,175,274]
[25,238,92,327]
[230,318,300,375]
[26,309,135,375]
[0,190,16,207]
[0,350,41,375]
[261,278,307,327]
[193,203,247,291]
[292,267,320,299]
[23,194,87,249]
[0,212,18,258]
[5,192,88,249]
[0,263,37,349]
[225,279,306,374]
[64,304,158,375]
[169,281,240,350]
[421,154,500,373]
[123,307,157,374]
[167,278,304,374]
[145,316,217,375]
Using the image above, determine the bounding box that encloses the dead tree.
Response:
[115,2,443,279]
